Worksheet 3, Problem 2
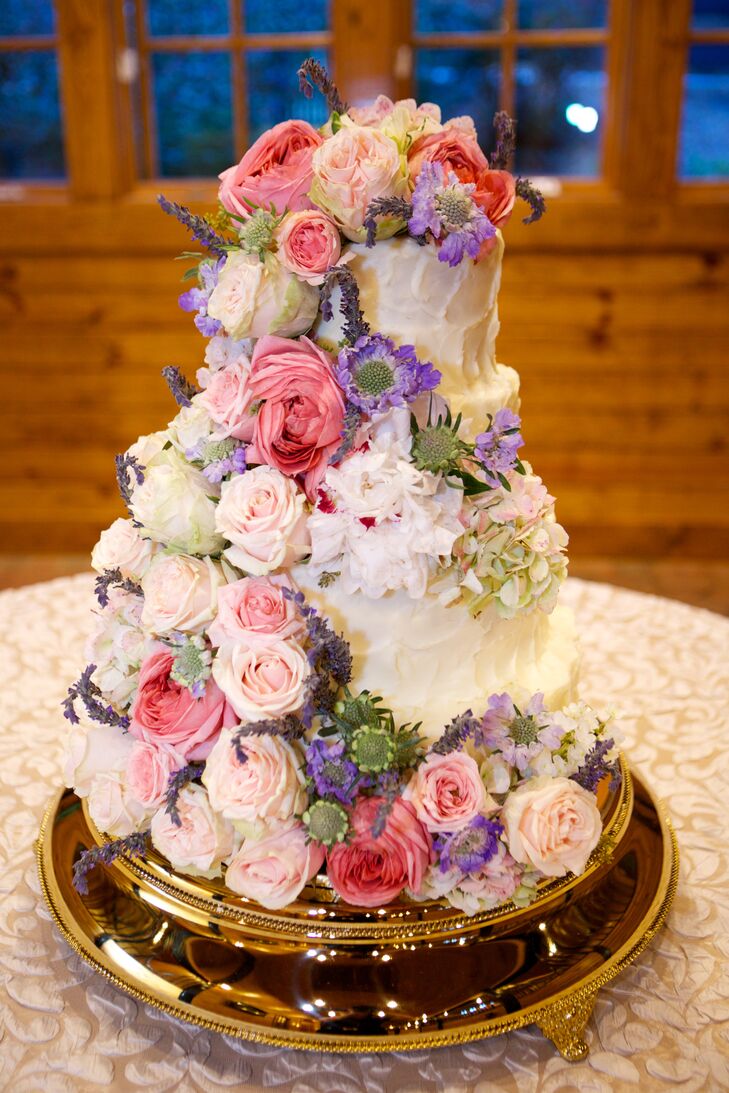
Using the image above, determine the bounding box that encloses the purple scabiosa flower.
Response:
[435,815,503,875]
[336,333,440,415]
[186,437,248,483]
[306,738,359,806]
[474,408,524,488]
[409,162,496,267]
[179,257,225,337]
[481,692,559,775]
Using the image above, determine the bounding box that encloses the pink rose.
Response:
[501,776,602,878]
[403,752,495,833]
[215,466,310,574]
[198,358,256,441]
[129,649,234,760]
[140,554,223,636]
[327,797,433,908]
[126,740,185,809]
[218,119,323,217]
[208,575,303,648]
[225,820,324,909]
[203,729,307,825]
[150,783,235,877]
[474,168,516,229]
[247,335,346,497]
[211,639,309,722]
[276,210,342,285]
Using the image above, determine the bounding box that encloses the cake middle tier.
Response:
[294,564,580,743]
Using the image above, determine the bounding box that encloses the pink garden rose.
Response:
[403,751,495,833]
[203,729,306,824]
[207,575,303,648]
[501,776,602,878]
[126,740,185,809]
[327,797,433,908]
[150,783,235,877]
[211,639,309,722]
[218,119,323,217]
[215,465,310,574]
[129,649,234,760]
[198,357,256,441]
[276,210,342,285]
[225,821,325,909]
[141,554,223,636]
[247,335,346,497]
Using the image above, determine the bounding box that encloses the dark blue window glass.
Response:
[152,51,233,176]
[692,0,729,29]
[415,1,502,34]
[0,51,65,178]
[515,47,605,176]
[415,49,500,145]
[247,49,328,143]
[517,1,607,29]
[244,0,329,35]
[0,0,55,36]
[679,45,729,177]
[147,0,229,36]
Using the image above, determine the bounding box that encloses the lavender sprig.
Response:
[328,402,362,466]
[73,830,149,895]
[232,715,306,764]
[515,177,546,224]
[297,57,348,116]
[363,195,415,248]
[157,194,229,257]
[161,366,199,408]
[63,664,130,730]
[371,770,401,838]
[319,266,370,345]
[94,567,143,609]
[283,588,353,724]
[115,453,145,512]
[165,762,205,827]
[572,737,621,793]
[431,709,482,755]
[489,111,517,170]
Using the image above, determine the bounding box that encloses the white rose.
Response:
[66,722,134,796]
[87,771,149,837]
[501,776,603,878]
[225,820,324,909]
[206,251,318,341]
[167,398,217,455]
[130,452,223,556]
[141,553,223,636]
[215,466,310,575]
[91,518,156,580]
[211,639,310,722]
[203,729,307,825]
[150,783,235,878]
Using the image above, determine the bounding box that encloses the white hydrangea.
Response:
[85,588,155,709]
[197,333,253,387]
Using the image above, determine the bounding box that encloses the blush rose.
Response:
[91,518,156,580]
[140,553,223,636]
[225,821,325,909]
[327,796,433,908]
[501,776,602,878]
[207,574,303,648]
[197,357,256,442]
[215,465,310,574]
[403,751,496,833]
[211,639,309,722]
[203,729,307,827]
[150,783,235,878]
[126,740,185,809]
[218,119,323,217]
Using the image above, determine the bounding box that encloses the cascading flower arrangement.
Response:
[64,59,620,914]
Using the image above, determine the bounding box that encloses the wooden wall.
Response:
[2,229,728,558]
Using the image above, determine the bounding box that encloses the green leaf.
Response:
[497,472,512,492]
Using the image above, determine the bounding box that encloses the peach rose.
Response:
[140,554,223,636]
[211,640,309,722]
[327,796,433,907]
[408,127,489,188]
[276,210,342,285]
[126,740,185,809]
[91,518,156,580]
[218,119,323,217]
[150,783,235,878]
[203,729,307,825]
[403,751,496,833]
[225,821,325,909]
[197,357,256,442]
[215,466,310,575]
[474,168,516,229]
[309,123,406,240]
[207,575,303,648]
[501,776,602,878]
[246,335,346,497]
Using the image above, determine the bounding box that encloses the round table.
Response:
[1,574,727,1092]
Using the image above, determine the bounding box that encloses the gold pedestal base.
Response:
[36,770,677,1058]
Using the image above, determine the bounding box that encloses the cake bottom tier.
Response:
[294,567,580,742]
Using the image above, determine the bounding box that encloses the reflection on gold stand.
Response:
[36,762,678,1059]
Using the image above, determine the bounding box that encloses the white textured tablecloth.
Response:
[0,574,728,1092]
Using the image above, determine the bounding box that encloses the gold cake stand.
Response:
[36,762,678,1060]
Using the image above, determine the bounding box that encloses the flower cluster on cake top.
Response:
[63,60,618,914]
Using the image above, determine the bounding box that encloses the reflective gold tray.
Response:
[36,765,677,1060]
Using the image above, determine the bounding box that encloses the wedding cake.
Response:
[64,60,620,918]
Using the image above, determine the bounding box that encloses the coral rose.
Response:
[276,209,342,285]
[215,466,310,574]
[129,648,234,760]
[501,776,602,878]
[403,751,496,833]
[218,118,323,217]
[327,796,432,907]
[225,821,325,909]
[211,639,310,722]
[203,729,307,825]
[247,335,346,497]
[150,783,235,878]
[207,575,303,648]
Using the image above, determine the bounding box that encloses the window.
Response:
[678,0,729,178]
